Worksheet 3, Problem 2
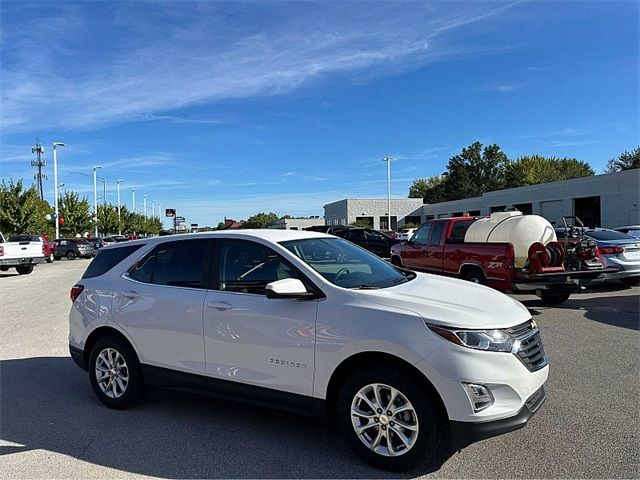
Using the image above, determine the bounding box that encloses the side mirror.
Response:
[265,278,313,299]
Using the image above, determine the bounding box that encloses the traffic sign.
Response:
[165,208,176,218]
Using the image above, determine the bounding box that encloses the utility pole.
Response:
[116,180,124,235]
[52,143,66,239]
[31,141,46,200]
[93,165,102,237]
[382,156,395,231]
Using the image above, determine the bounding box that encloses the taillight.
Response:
[0,246,4,256]
[70,284,84,302]
[42,244,46,255]
[598,246,624,255]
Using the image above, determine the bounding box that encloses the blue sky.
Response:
[1,1,637,227]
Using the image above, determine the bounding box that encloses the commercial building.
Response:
[420,169,639,228]
[324,198,423,230]
[268,217,324,230]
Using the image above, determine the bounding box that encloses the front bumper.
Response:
[0,257,46,266]
[450,385,546,448]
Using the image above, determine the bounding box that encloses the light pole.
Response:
[143,195,148,219]
[152,200,156,219]
[93,165,103,237]
[132,188,137,213]
[116,180,124,235]
[382,156,395,231]
[52,142,66,239]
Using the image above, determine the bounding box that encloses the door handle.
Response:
[121,291,140,299]
[208,301,232,311]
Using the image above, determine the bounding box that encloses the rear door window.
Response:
[129,239,209,288]
[82,244,145,279]
[428,222,445,246]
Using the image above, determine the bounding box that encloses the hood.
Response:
[351,273,530,329]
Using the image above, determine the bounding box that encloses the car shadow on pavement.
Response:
[520,285,639,331]
[0,356,455,478]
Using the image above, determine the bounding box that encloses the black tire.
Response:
[16,265,34,275]
[337,367,440,472]
[46,252,55,263]
[539,291,571,304]
[88,335,145,409]
[620,277,640,286]
[0,266,9,271]
[390,256,403,268]
[463,268,486,285]
[66,250,76,260]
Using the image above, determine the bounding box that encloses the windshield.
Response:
[587,230,635,241]
[281,237,414,289]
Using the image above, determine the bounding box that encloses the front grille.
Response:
[505,321,548,372]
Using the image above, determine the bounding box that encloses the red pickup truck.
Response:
[390,217,604,304]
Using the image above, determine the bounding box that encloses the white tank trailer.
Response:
[464,211,559,269]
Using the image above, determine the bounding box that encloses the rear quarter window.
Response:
[82,244,145,279]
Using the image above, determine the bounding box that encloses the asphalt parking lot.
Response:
[1,260,638,479]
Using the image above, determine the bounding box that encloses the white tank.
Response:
[464,211,557,268]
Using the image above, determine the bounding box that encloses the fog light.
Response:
[462,383,494,412]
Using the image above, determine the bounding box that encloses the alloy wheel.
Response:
[95,348,129,399]
[351,383,419,457]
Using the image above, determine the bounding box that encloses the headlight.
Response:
[428,324,518,353]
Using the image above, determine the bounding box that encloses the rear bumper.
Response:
[450,385,546,448]
[512,268,614,292]
[0,257,46,266]
[69,344,86,371]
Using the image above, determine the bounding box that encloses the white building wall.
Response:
[421,170,639,228]
[324,198,423,230]
[269,218,324,230]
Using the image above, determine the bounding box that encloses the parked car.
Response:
[102,237,118,247]
[390,214,605,304]
[91,237,105,250]
[397,228,417,241]
[332,227,400,258]
[614,225,640,239]
[7,234,56,263]
[0,232,46,274]
[54,238,96,260]
[557,227,640,285]
[69,230,547,471]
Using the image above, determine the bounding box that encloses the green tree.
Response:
[244,212,278,229]
[442,142,509,201]
[505,156,594,188]
[605,147,640,172]
[408,175,447,204]
[350,219,373,228]
[0,179,51,235]
[97,204,120,235]
[59,191,92,236]
[217,221,225,230]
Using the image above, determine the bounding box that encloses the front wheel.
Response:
[337,367,439,471]
[89,336,145,409]
[539,291,571,304]
[16,265,34,275]
[66,251,76,260]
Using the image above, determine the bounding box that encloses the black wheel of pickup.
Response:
[463,268,487,285]
[539,291,571,304]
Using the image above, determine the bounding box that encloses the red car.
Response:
[390,216,604,304]
[7,234,56,263]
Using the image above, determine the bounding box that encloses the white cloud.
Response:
[0,1,521,133]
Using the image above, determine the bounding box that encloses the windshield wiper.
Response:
[352,284,379,290]
[383,276,408,288]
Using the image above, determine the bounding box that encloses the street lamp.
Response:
[143,195,148,219]
[382,156,395,231]
[52,142,66,239]
[132,188,137,213]
[116,180,125,235]
[152,200,156,219]
[93,165,103,237]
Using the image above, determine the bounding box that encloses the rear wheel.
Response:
[16,265,34,275]
[0,266,9,272]
[620,277,640,286]
[337,367,439,472]
[66,251,76,260]
[46,252,55,263]
[390,256,403,268]
[89,335,145,409]
[463,268,487,285]
[539,291,571,304]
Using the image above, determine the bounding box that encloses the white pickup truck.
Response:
[0,232,46,275]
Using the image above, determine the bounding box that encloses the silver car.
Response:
[587,229,640,285]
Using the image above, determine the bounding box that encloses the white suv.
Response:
[69,230,548,471]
